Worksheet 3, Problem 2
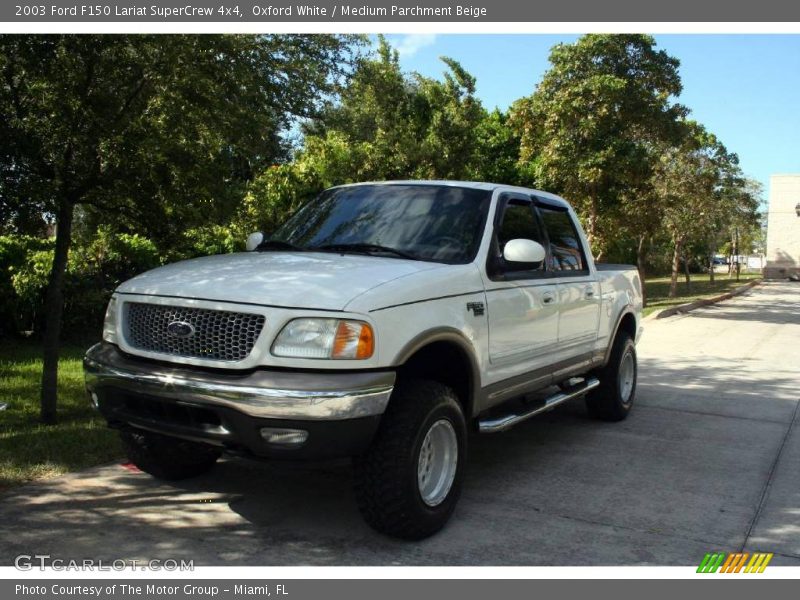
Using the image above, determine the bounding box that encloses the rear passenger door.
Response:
[536,203,600,355]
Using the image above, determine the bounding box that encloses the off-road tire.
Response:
[120,429,221,480]
[585,333,637,422]
[353,379,466,540]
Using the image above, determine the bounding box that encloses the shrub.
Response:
[0,235,53,337]
[2,229,160,341]
[165,224,242,263]
[233,162,324,238]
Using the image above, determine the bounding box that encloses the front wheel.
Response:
[353,379,466,540]
[585,333,637,421]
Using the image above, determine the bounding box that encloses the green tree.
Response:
[0,34,360,423]
[720,177,762,281]
[301,37,485,183]
[414,56,484,178]
[654,121,749,296]
[467,109,525,185]
[510,34,685,258]
[231,162,324,240]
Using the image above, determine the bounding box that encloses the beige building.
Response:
[765,174,800,278]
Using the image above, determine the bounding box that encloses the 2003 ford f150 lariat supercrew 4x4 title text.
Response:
[84,181,643,539]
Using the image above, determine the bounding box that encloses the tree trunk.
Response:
[683,248,691,291]
[637,235,648,307]
[707,235,716,283]
[669,237,683,299]
[40,200,75,424]
[728,231,735,278]
[708,252,715,283]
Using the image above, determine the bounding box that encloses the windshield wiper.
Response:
[255,239,306,252]
[312,243,420,261]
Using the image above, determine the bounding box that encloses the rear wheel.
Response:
[120,429,221,480]
[353,379,466,540]
[585,333,637,421]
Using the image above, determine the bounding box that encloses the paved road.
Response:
[2,281,798,566]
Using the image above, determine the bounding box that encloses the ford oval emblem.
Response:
[166,321,195,338]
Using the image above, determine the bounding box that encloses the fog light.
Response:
[259,427,308,446]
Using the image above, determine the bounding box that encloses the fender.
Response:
[601,307,638,367]
[392,327,482,418]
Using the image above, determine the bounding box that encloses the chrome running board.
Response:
[478,377,600,433]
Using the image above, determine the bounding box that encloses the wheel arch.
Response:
[602,309,638,367]
[392,328,481,421]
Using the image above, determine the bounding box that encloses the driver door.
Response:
[485,194,559,374]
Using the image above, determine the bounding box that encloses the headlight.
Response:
[102,295,118,343]
[272,318,374,360]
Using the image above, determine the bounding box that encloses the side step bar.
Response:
[478,377,600,433]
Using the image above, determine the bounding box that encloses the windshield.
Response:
[269,184,492,263]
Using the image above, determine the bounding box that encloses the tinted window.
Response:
[498,201,545,251]
[494,199,546,275]
[271,185,491,263]
[538,208,587,272]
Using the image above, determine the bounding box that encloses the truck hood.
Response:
[116,251,445,311]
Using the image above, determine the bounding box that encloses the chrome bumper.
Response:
[83,343,395,421]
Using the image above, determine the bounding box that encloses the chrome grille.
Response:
[124,302,265,361]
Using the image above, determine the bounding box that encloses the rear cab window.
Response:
[535,203,590,276]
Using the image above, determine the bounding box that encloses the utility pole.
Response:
[734,226,740,282]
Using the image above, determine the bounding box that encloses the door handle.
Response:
[542,292,556,305]
[585,286,595,298]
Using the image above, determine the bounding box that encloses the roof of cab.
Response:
[330,180,571,209]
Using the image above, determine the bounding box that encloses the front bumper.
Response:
[83,343,395,458]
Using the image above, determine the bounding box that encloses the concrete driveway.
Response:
[2,281,798,566]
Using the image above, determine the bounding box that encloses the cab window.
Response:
[537,207,588,273]
[491,198,547,278]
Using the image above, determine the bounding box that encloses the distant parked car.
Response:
[709,257,729,273]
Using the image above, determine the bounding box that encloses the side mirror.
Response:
[245,231,264,252]
[504,239,546,264]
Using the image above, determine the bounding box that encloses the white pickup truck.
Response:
[84,181,642,539]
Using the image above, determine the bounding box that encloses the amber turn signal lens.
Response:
[332,320,374,359]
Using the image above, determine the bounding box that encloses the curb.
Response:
[648,278,762,320]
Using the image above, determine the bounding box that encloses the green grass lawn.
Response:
[643,271,761,317]
[0,340,122,492]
